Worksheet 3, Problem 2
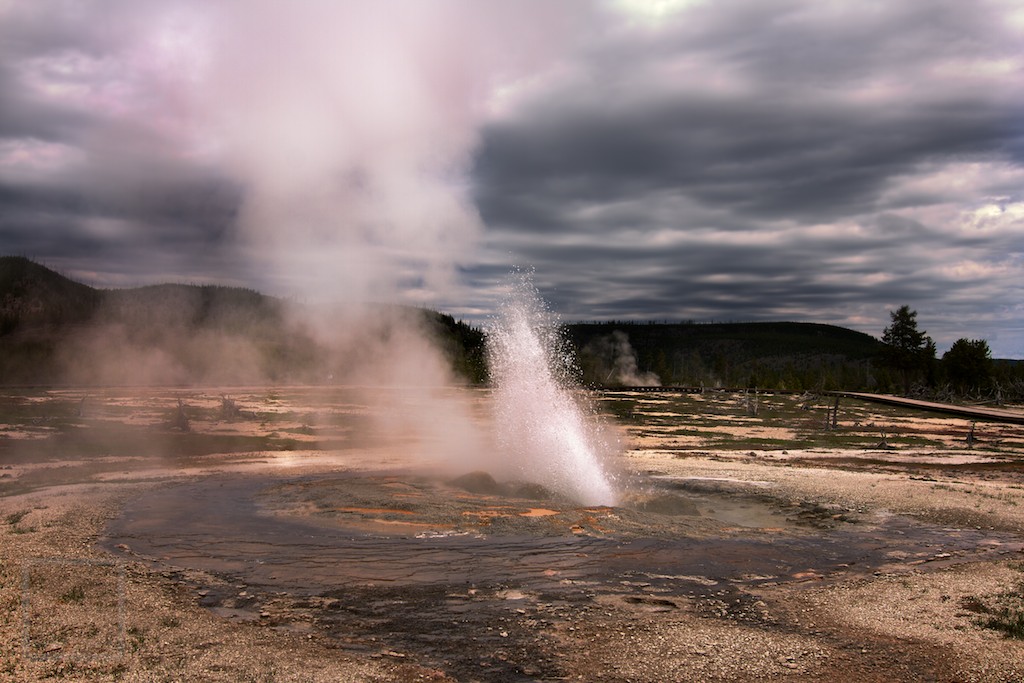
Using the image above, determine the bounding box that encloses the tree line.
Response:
[556,313,1024,400]
[880,305,1022,400]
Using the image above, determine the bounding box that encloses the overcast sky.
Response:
[1,1,1022,357]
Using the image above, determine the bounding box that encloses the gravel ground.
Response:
[0,483,444,682]
[2,388,1024,681]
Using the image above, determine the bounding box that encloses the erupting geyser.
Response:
[487,276,618,506]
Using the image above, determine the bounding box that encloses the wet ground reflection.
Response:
[101,472,1023,680]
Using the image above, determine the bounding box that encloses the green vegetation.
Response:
[426,311,487,383]
[942,338,993,394]
[568,321,885,391]
[0,256,100,333]
[875,306,1021,401]
[986,609,1024,639]
[880,305,936,394]
[595,390,982,452]
[4,509,30,525]
[3,258,1022,397]
[0,257,486,386]
[58,585,86,604]
[961,571,1024,640]
[571,310,1024,400]
[2,423,305,462]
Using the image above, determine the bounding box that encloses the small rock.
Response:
[778,655,798,669]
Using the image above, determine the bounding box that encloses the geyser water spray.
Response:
[487,275,618,506]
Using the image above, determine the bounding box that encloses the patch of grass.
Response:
[59,585,86,603]
[961,589,1024,639]
[2,423,306,462]
[281,425,315,436]
[4,509,29,525]
[984,608,1024,639]
[733,437,793,449]
[127,625,145,652]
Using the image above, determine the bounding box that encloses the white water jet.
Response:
[487,275,618,506]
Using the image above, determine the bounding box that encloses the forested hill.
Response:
[0,256,101,331]
[564,321,887,391]
[0,257,482,385]
[1,256,909,391]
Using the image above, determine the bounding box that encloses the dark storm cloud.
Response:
[0,178,238,243]
[0,0,245,286]
[0,1,168,141]
[0,73,94,144]
[476,59,1015,225]
[469,0,1024,356]
[0,145,240,270]
[1,1,1023,356]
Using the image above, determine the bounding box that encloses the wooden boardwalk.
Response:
[598,386,1024,425]
[829,392,1024,425]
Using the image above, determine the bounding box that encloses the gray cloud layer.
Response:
[1,0,1022,355]
[469,0,1024,356]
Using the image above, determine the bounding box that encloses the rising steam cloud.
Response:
[197,0,583,304]
[181,1,591,473]
[585,330,661,387]
[15,2,608,486]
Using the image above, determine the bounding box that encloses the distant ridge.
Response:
[565,320,886,391]
[0,256,100,331]
[0,256,887,389]
[0,257,483,386]
[11,256,1001,393]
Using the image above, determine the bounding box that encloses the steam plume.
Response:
[181,1,593,477]
[588,330,661,387]
[197,0,583,304]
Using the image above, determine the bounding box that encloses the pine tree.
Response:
[881,305,935,395]
[942,338,992,394]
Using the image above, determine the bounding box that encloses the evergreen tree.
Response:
[881,305,935,394]
[942,338,992,394]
